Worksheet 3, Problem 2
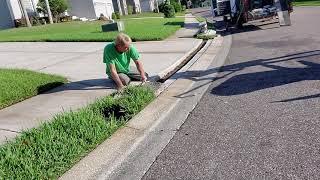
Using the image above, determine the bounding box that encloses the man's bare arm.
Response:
[134,60,147,82]
[109,64,124,90]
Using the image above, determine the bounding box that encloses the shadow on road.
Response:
[272,93,320,103]
[211,50,320,100]
[172,50,320,102]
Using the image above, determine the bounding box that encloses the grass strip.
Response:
[0,68,67,109]
[0,18,184,42]
[0,86,155,179]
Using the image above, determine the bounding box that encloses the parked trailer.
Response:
[215,0,292,27]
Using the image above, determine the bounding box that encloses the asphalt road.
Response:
[143,7,320,179]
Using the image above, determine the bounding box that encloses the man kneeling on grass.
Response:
[103,33,148,91]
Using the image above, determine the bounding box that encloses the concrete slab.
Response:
[0,42,106,53]
[0,130,19,143]
[0,52,82,71]
[0,39,202,82]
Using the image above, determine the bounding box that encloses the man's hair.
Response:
[115,33,132,46]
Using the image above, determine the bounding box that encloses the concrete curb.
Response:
[149,39,204,82]
[59,34,232,180]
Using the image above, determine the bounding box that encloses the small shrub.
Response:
[128,5,133,15]
[196,33,216,40]
[99,13,109,21]
[173,2,182,12]
[163,4,175,18]
[158,2,166,13]
[115,12,121,19]
[182,5,186,11]
[112,13,116,20]
[31,16,43,25]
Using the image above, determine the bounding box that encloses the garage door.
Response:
[0,0,14,29]
[106,3,113,18]
[94,2,107,18]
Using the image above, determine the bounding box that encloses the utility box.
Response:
[101,21,125,32]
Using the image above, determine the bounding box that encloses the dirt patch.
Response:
[102,104,127,120]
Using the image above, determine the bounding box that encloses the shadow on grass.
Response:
[164,22,184,27]
[40,78,116,94]
[37,82,66,94]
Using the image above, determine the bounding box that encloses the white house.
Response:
[68,0,115,19]
[0,0,38,29]
[140,0,156,12]
[0,0,115,29]
[0,0,14,29]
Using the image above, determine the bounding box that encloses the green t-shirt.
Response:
[103,42,140,76]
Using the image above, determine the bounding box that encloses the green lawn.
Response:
[293,0,320,6]
[0,69,67,109]
[121,12,164,19]
[121,12,185,18]
[120,12,186,19]
[0,18,184,42]
[0,86,155,179]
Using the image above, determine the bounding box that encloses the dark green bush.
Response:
[158,2,166,13]
[163,4,175,18]
[172,2,182,12]
[115,12,121,19]
[182,5,186,11]
[111,13,116,20]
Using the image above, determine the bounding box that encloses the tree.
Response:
[44,0,53,24]
[19,0,32,27]
[37,0,68,23]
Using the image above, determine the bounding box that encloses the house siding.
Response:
[140,0,154,12]
[93,0,114,18]
[126,0,141,13]
[7,0,39,20]
[0,0,14,29]
[68,0,114,19]
[68,0,96,19]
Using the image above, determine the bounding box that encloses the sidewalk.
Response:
[0,14,201,144]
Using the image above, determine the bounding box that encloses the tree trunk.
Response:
[155,0,159,13]
[45,0,54,24]
[117,0,123,16]
[122,0,128,15]
[30,0,39,16]
[19,0,32,27]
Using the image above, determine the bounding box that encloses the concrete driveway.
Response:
[0,39,201,83]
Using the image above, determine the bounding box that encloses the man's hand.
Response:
[117,84,125,92]
[134,60,147,84]
[141,74,147,83]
